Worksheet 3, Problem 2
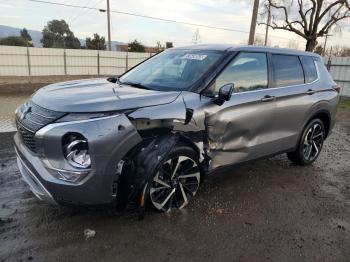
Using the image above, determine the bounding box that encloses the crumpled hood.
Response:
[32,78,181,113]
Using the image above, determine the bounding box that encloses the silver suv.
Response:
[14,45,339,212]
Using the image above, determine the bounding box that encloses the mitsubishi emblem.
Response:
[20,106,32,120]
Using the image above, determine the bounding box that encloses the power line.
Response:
[28,0,99,10]
[27,0,293,41]
[27,0,247,34]
[70,0,97,24]
[71,0,105,25]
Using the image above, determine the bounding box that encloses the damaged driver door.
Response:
[206,52,278,169]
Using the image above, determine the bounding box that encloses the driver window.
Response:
[213,52,268,93]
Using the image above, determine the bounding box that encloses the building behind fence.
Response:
[0,45,349,97]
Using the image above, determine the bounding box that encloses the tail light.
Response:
[333,84,341,93]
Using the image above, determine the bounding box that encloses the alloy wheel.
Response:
[303,123,324,162]
[149,155,200,212]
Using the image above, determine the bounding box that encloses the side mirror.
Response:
[213,83,234,105]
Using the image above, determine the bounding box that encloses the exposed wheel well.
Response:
[134,128,201,160]
[177,134,201,159]
[311,111,331,137]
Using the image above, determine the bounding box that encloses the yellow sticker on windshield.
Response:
[181,54,207,60]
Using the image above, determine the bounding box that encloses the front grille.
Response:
[16,100,65,153]
[16,121,37,152]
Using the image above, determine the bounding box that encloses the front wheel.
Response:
[287,118,325,165]
[143,145,201,212]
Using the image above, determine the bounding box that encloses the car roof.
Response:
[174,44,234,51]
[173,44,320,58]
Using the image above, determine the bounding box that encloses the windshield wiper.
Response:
[120,81,151,90]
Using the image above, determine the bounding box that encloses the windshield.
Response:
[120,49,223,91]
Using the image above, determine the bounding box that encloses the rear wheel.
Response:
[287,118,325,165]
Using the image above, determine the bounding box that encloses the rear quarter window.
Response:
[300,56,318,83]
[315,58,335,84]
[272,54,304,87]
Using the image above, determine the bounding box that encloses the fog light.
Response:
[56,170,89,183]
[63,133,91,169]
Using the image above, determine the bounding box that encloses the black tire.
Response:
[140,141,201,213]
[287,118,325,166]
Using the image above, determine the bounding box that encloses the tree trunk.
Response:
[305,39,318,52]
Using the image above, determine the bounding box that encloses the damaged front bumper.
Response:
[14,114,142,206]
[16,147,57,205]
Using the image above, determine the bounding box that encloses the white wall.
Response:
[0,45,153,77]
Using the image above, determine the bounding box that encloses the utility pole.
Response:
[192,29,201,44]
[248,0,260,45]
[107,0,112,51]
[327,46,333,70]
[323,34,332,56]
[264,3,271,46]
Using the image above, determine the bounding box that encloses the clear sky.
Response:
[0,0,349,50]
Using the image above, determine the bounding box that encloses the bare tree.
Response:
[155,41,165,52]
[261,0,350,51]
[331,45,350,56]
[314,44,324,54]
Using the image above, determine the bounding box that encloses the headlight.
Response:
[63,133,91,169]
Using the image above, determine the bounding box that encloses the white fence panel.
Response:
[29,47,65,75]
[128,52,152,68]
[66,49,98,75]
[0,46,155,77]
[0,46,29,76]
[99,50,126,75]
[326,56,350,97]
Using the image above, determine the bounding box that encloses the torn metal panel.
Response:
[128,92,212,166]
[128,94,187,121]
[131,119,174,130]
[128,92,210,132]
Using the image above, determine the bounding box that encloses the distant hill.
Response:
[0,25,126,50]
[0,25,43,47]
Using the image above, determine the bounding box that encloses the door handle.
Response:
[306,89,316,95]
[260,95,275,102]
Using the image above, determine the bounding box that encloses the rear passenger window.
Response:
[272,55,304,87]
[300,56,318,83]
[214,52,268,93]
